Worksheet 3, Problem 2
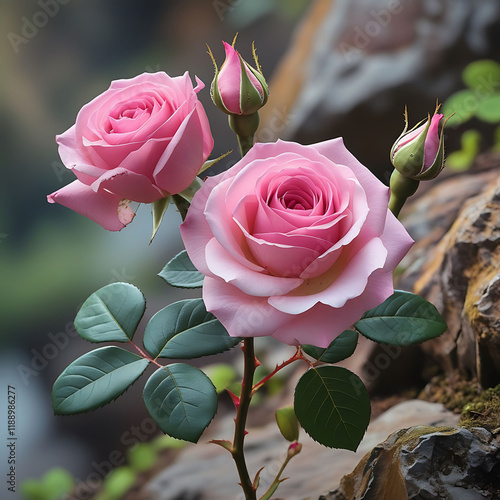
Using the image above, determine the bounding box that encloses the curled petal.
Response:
[47,180,133,231]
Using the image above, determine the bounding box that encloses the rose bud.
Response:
[390,105,446,181]
[210,40,268,116]
[275,406,299,443]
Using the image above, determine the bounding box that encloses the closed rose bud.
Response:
[210,40,268,116]
[391,106,446,181]
[275,406,299,442]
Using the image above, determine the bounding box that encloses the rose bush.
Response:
[48,72,214,230]
[180,139,414,347]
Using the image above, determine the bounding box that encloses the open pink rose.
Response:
[48,72,214,230]
[180,139,413,347]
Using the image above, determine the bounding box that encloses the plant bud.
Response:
[209,40,268,116]
[391,105,447,181]
[275,406,299,442]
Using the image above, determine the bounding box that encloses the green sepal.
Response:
[150,196,170,243]
[198,150,232,175]
[176,177,203,203]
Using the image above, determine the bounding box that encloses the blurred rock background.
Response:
[1,0,499,498]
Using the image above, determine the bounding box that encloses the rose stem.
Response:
[231,338,257,500]
[236,135,254,157]
[388,170,419,218]
[228,113,259,157]
[251,347,309,396]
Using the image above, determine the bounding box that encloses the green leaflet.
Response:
[158,250,204,289]
[52,346,149,415]
[143,298,241,359]
[74,282,146,343]
[143,364,217,443]
[294,366,370,451]
[355,290,447,346]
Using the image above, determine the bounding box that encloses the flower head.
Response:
[180,139,413,347]
[47,72,213,231]
[391,104,447,181]
[209,39,268,116]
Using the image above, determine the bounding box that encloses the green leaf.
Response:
[143,298,241,359]
[462,59,500,91]
[355,290,447,346]
[446,129,481,171]
[443,89,476,127]
[74,283,146,343]
[127,443,158,472]
[21,468,74,500]
[150,196,170,243]
[20,480,46,500]
[302,330,358,364]
[159,250,204,289]
[204,363,238,393]
[143,364,217,442]
[43,468,75,500]
[103,467,136,499]
[294,366,370,450]
[52,346,149,415]
[476,93,500,123]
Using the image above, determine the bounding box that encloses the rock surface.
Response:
[324,426,500,500]
[142,401,458,500]
[401,158,500,388]
[259,0,500,174]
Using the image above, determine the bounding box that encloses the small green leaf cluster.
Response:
[21,468,74,500]
[22,435,187,500]
[444,60,500,127]
[52,276,241,444]
[294,291,447,451]
[443,60,500,170]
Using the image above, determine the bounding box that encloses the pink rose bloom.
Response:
[180,139,413,347]
[48,72,214,230]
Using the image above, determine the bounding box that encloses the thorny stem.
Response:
[232,338,257,500]
[251,347,310,396]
